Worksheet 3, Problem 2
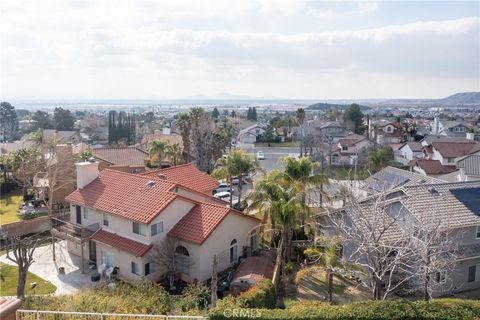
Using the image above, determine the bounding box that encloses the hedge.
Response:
[236,279,276,309]
[209,299,480,320]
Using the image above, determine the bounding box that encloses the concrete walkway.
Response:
[1,240,94,295]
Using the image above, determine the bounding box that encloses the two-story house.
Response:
[305,120,346,143]
[336,180,480,298]
[58,160,259,284]
[395,142,423,165]
[373,120,407,145]
[329,133,372,166]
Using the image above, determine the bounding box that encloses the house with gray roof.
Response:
[337,180,480,298]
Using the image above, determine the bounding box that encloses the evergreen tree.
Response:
[231,110,237,118]
[0,102,19,142]
[212,107,220,119]
[247,107,252,120]
[343,104,365,134]
[252,107,258,121]
[53,107,75,131]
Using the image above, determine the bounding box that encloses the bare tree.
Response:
[151,237,178,289]
[6,236,39,298]
[328,189,417,300]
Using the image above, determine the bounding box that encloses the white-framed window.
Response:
[476,226,480,239]
[433,270,446,284]
[342,146,348,151]
[447,157,454,163]
[133,222,147,236]
[145,262,156,276]
[131,261,141,275]
[83,207,89,220]
[103,213,110,227]
[175,245,190,274]
[151,221,164,236]
[331,154,339,164]
[230,239,238,264]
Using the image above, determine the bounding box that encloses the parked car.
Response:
[231,176,240,185]
[214,182,230,194]
[214,191,239,207]
[256,151,265,160]
[19,202,49,218]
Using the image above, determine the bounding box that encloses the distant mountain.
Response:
[307,102,370,111]
[437,92,480,104]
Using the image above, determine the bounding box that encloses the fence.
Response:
[0,212,69,238]
[16,310,205,320]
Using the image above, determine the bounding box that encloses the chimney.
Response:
[162,127,171,135]
[75,160,99,189]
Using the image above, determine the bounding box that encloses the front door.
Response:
[76,205,81,224]
[89,241,97,264]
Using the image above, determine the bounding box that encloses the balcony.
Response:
[51,217,99,243]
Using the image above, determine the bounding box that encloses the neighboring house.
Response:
[450,155,480,182]
[305,120,346,142]
[330,133,372,166]
[395,142,424,165]
[423,140,478,165]
[57,161,260,284]
[141,163,219,195]
[373,120,406,145]
[431,118,471,138]
[338,180,480,298]
[92,147,149,173]
[238,125,264,144]
[139,130,184,152]
[40,130,82,144]
[410,159,457,178]
[364,166,444,193]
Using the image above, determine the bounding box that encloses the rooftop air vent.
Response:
[146,180,156,188]
[157,173,166,179]
[428,187,439,195]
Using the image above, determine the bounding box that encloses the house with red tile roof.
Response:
[421,138,479,166]
[373,120,407,145]
[141,163,219,194]
[329,133,373,166]
[60,160,259,283]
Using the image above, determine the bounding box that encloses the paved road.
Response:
[254,146,300,174]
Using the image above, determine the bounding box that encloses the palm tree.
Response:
[165,143,182,166]
[149,140,168,167]
[367,148,391,173]
[177,113,191,162]
[245,170,284,247]
[296,108,306,156]
[212,149,259,208]
[282,156,329,236]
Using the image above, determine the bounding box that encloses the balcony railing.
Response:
[51,217,99,242]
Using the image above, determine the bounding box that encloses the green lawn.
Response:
[0,262,56,296]
[0,190,23,225]
[255,141,300,148]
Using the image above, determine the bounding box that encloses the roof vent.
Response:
[418,179,426,184]
[146,180,156,188]
[157,173,166,179]
[428,187,439,195]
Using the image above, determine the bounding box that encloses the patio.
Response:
[0,240,95,295]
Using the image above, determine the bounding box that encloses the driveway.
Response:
[1,240,93,295]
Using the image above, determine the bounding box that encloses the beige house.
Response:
[60,161,259,283]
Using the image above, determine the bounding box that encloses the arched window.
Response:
[230,239,238,264]
[175,245,190,274]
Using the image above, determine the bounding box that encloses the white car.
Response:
[213,191,239,207]
[257,151,265,160]
[214,182,230,194]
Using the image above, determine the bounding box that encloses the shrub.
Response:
[237,279,276,309]
[174,284,210,312]
[209,299,480,320]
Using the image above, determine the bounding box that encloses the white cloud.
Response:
[0,1,478,99]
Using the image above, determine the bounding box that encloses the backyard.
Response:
[0,190,23,224]
[0,262,57,296]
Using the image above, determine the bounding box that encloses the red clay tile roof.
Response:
[92,229,152,257]
[142,163,219,193]
[431,141,478,158]
[168,202,259,244]
[411,159,457,175]
[65,169,178,224]
[92,147,148,166]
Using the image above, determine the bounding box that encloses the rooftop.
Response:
[365,166,444,192]
[92,229,152,257]
[92,147,149,166]
[142,163,219,193]
[411,159,457,175]
[431,141,478,158]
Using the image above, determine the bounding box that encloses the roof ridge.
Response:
[403,180,480,189]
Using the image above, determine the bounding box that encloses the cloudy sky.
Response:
[1,0,479,100]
